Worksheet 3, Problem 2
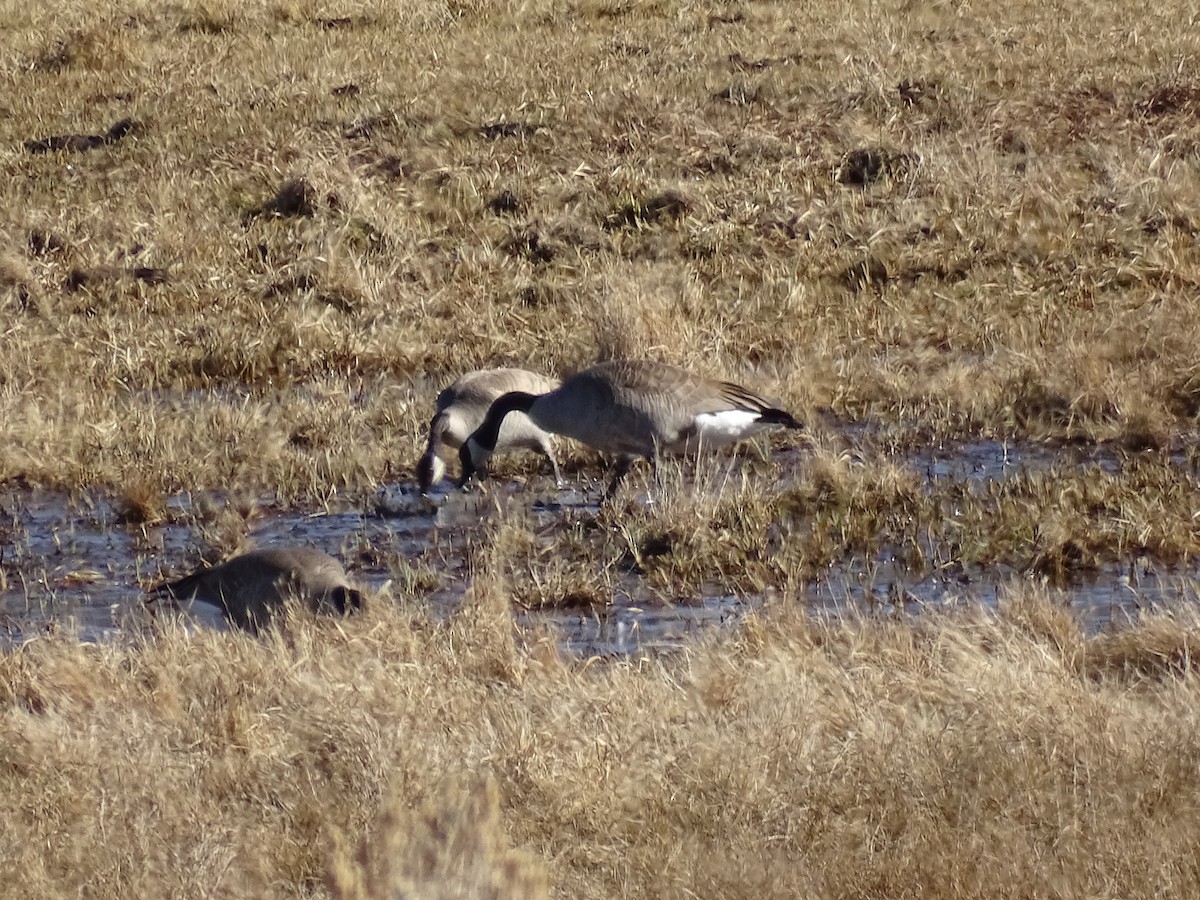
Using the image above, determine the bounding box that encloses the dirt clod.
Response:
[28,229,67,254]
[836,147,915,186]
[479,121,540,140]
[249,178,319,220]
[500,228,556,264]
[605,190,690,229]
[487,190,522,215]
[841,256,890,290]
[24,118,140,154]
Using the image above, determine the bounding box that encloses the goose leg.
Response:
[542,445,564,490]
[601,456,636,502]
[648,454,664,505]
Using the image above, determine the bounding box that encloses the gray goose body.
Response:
[416,368,562,492]
[460,359,803,496]
[150,547,364,633]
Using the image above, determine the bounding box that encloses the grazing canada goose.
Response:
[458,359,803,498]
[416,367,563,493]
[149,547,364,633]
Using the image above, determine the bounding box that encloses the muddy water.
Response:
[1,438,1197,654]
[0,483,764,654]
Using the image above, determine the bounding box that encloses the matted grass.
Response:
[1,0,1198,499]
[2,585,1200,898]
[4,0,1200,896]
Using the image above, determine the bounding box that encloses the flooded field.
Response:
[3,436,1197,654]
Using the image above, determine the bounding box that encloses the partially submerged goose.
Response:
[458,359,802,497]
[416,367,563,493]
[149,546,364,633]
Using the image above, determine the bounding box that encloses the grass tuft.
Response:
[3,593,1200,896]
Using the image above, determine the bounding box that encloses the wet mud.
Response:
[2,438,1196,655]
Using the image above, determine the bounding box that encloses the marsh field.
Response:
[3,0,1200,895]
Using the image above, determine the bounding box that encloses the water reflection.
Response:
[2,436,1198,655]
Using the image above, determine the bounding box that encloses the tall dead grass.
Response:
[3,2,1200,893]
[2,584,1200,898]
[1,0,1198,498]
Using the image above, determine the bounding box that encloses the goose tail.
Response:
[759,407,804,429]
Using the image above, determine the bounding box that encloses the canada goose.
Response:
[416,367,563,493]
[458,359,803,498]
[149,547,364,633]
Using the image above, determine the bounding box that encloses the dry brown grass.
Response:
[468,445,1200,609]
[3,583,1200,898]
[327,776,550,900]
[2,0,1198,499]
[4,1,1200,895]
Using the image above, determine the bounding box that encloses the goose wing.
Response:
[615,362,785,416]
[443,368,560,409]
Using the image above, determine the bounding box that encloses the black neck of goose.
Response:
[458,392,538,487]
[332,586,365,614]
[474,391,538,452]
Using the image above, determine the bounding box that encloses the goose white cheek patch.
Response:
[424,455,446,486]
[692,410,767,445]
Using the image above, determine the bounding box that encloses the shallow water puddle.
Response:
[805,553,1200,632]
[902,438,1118,482]
[2,437,1198,653]
[520,593,757,656]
